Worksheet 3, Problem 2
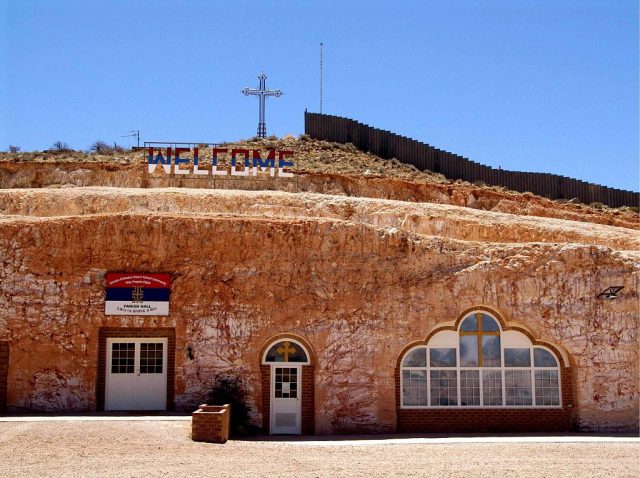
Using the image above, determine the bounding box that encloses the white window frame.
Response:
[400,313,562,409]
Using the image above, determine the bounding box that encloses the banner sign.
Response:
[147,144,294,178]
[105,273,170,316]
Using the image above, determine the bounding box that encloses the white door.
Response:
[105,338,167,411]
[270,365,302,434]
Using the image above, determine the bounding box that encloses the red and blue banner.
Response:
[105,273,170,316]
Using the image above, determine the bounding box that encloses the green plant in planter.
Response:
[207,375,256,436]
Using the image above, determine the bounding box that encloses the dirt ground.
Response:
[0,421,637,477]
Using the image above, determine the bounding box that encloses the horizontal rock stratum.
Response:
[1,137,638,231]
[0,187,638,250]
[0,185,637,433]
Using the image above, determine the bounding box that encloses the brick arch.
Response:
[395,305,575,433]
[259,333,316,365]
[259,334,315,435]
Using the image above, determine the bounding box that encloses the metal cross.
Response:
[276,341,297,362]
[242,72,282,138]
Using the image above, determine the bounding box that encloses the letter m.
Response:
[252,149,276,175]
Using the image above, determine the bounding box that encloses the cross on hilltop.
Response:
[242,72,282,138]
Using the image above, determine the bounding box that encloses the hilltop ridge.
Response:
[0,135,637,230]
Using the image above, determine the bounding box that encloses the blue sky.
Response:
[1,0,637,191]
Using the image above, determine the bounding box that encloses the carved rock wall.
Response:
[1,161,636,229]
[0,188,636,251]
[0,189,637,433]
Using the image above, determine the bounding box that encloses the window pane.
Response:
[402,348,426,367]
[430,370,457,406]
[266,345,284,362]
[460,315,478,332]
[402,371,409,404]
[459,335,478,367]
[534,348,558,367]
[460,370,480,406]
[505,370,532,406]
[140,343,163,374]
[482,335,501,367]
[429,348,456,367]
[480,315,500,332]
[482,370,503,406]
[504,348,531,367]
[402,370,428,406]
[286,345,308,362]
[111,342,134,374]
[535,370,560,406]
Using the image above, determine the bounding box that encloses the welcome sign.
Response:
[147,144,295,178]
[105,273,170,316]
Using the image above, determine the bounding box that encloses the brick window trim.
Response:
[261,364,315,435]
[395,366,575,433]
[96,328,176,412]
[0,341,8,414]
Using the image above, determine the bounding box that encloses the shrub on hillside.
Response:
[51,141,71,151]
[90,140,112,154]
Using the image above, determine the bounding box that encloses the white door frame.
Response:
[105,337,168,411]
[270,364,302,435]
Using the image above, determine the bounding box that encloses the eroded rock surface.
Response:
[0,187,637,433]
[0,188,637,251]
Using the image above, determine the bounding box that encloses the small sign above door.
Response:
[105,273,170,316]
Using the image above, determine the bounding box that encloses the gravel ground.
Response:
[0,421,638,478]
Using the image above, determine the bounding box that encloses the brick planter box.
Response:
[192,404,231,443]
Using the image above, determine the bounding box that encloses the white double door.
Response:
[105,338,167,411]
[270,365,302,434]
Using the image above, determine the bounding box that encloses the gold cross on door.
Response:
[276,341,297,362]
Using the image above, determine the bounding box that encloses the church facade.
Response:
[0,187,637,435]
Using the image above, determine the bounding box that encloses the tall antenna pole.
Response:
[320,42,323,114]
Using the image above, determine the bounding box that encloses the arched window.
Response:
[401,311,561,408]
[263,339,310,364]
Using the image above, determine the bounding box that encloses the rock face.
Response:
[0,187,637,433]
[1,151,637,231]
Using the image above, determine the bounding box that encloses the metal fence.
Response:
[304,112,639,208]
